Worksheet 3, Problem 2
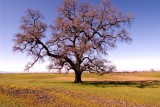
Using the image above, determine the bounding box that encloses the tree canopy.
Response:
[13,0,133,83]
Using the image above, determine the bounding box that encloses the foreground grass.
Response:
[0,72,160,107]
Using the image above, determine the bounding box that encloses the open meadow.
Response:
[0,72,160,107]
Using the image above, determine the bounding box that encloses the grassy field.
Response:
[0,72,160,107]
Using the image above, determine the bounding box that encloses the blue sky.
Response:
[0,0,160,72]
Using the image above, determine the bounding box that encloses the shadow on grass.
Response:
[82,80,160,88]
[40,80,160,88]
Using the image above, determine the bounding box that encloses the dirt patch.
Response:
[0,85,56,106]
[0,85,150,107]
[44,87,147,107]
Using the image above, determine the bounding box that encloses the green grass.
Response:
[0,72,160,107]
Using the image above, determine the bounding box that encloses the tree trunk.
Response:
[74,71,82,83]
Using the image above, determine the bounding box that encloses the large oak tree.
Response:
[13,0,133,83]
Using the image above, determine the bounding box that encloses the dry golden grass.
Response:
[0,72,160,107]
